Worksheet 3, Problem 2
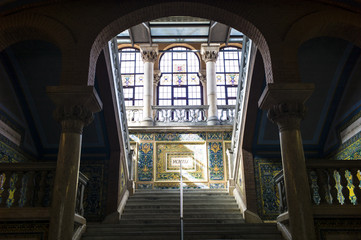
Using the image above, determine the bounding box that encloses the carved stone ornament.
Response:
[198,71,206,86]
[153,70,161,86]
[201,50,219,63]
[267,102,306,132]
[141,50,158,63]
[53,105,94,134]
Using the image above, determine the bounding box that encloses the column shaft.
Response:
[49,128,82,239]
[201,44,220,125]
[279,128,316,240]
[206,61,218,122]
[143,61,154,122]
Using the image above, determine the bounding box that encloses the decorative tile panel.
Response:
[155,132,206,141]
[207,132,222,140]
[137,143,153,181]
[223,132,232,140]
[80,163,105,220]
[333,131,361,160]
[210,183,226,189]
[254,158,282,220]
[156,143,207,182]
[139,133,154,141]
[208,142,224,180]
[0,136,29,163]
[137,183,153,189]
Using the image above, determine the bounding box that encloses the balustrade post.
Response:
[140,44,158,126]
[201,44,220,125]
[259,83,316,240]
[47,86,102,240]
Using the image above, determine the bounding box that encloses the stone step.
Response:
[83,230,283,240]
[123,208,240,214]
[86,223,279,232]
[124,203,239,210]
[121,212,244,219]
[117,218,246,225]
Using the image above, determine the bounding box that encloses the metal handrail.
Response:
[180,161,184,240]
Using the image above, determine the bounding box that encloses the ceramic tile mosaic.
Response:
[155,132,206,141]
[223,132,232,140]
[210,183,226,189]
[80,163,105,220]
[207,132,222,140]
[156,143,207,182]
[333,131,361,160]
[208,142,224,180]
[129,134,139,142]
[137,143,153,181]
[154,182,208,189]
[0,136,29,163]
[254,158,282,220]
[139,133,154,141]
[137,183,153,189]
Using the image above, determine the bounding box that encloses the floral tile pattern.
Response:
[137,143,153,181]
[208,142,224,180]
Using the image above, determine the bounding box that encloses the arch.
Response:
[280,9,361,82]
[0,12,76,53]
[89,1,272,86]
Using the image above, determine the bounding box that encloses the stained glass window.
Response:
[158,47,202,106]
[216,46,242,105]
[119,48,144,106]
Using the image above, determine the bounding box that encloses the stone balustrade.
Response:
[153,105,208,125]
[275,160,361,215]
[0,162,87,215]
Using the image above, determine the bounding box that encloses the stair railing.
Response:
[180,161,184,240]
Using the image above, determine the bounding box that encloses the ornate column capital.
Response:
[198,70,206,86]
[258,83,314,132]
[139,44,159,63]
[267,102,306,131]
[47,85,103,133]
[201,43,220,63]
[153,70,161,86]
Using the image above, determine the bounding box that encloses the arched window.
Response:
[119,48,144,106]
[216,46,242,105]
[158,47,202,106]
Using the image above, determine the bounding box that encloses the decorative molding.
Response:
[53,105,94,134]
[139,44,159,63]
[201,44,220,63]
[153,70,161,86]
[267,102,306,132]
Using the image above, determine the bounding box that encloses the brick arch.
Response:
[0,12,76,53]
[280,9,361,82]
[89,1,273,86]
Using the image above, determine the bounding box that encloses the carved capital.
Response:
[198,70,206,86]
[153,70,161,86]
[201,44,220,63]
[267,102,306,132]
[140,44,159,63]
[54,105,94,134]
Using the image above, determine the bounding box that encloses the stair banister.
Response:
[180,161,184,240]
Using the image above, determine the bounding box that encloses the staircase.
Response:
[82,189,283,240]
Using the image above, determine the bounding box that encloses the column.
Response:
[259,83,316,240]
[201,44,220,125]
[47,86,102,240]
[140,44,158,126]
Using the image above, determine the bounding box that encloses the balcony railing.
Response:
[0,162,88,239]
[125,105,235,126]
[275,160,361,216]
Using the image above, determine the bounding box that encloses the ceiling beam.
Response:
[208,21,217,46]
[225,27,231,46]
[142,22,152,46]
[128,28,134,46]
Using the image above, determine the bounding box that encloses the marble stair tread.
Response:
[82,190,283,240]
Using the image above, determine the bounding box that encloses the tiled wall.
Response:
[131,131,231,190]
